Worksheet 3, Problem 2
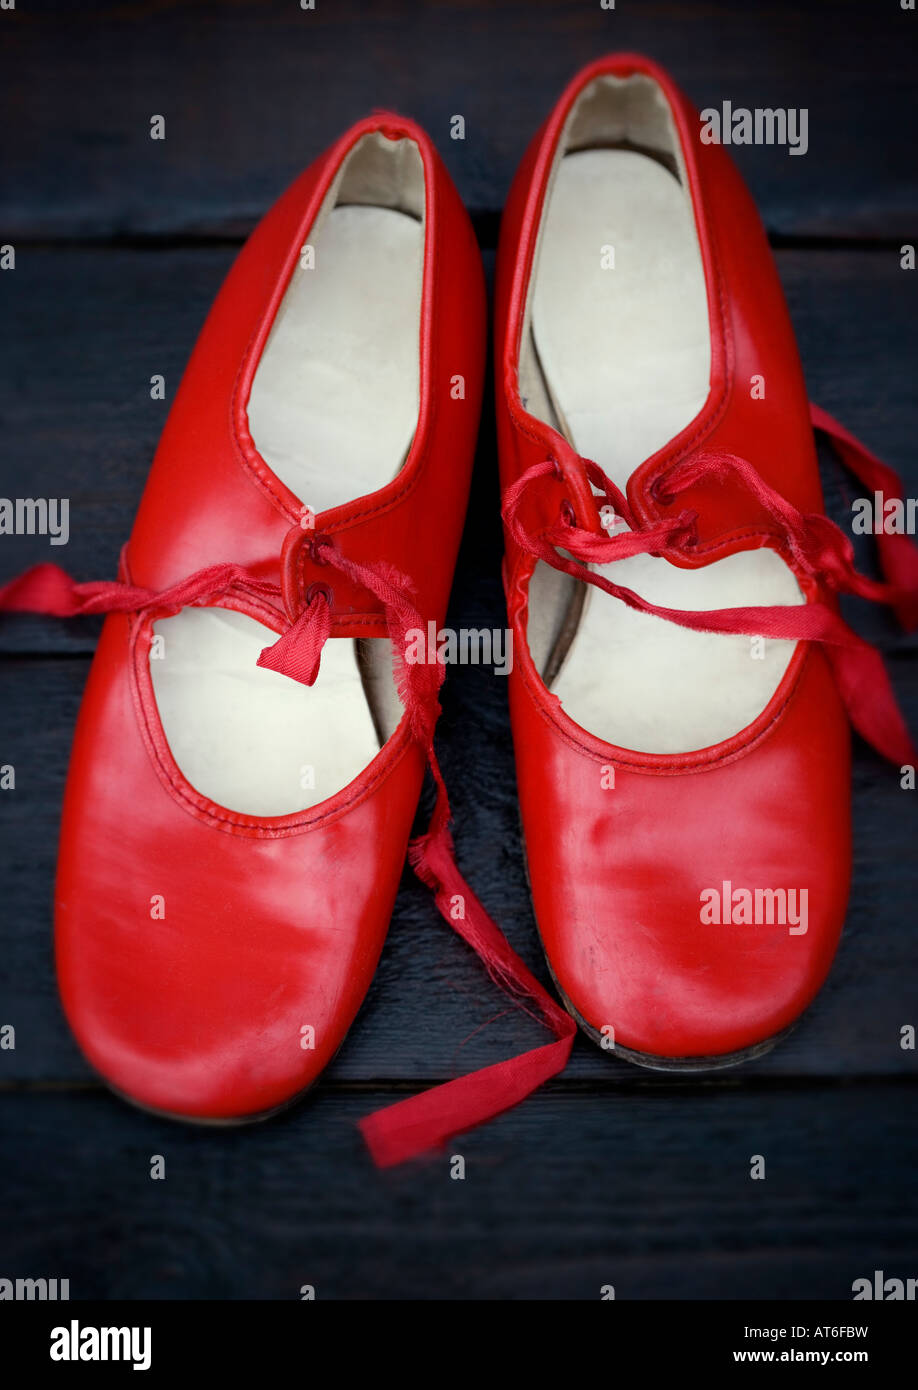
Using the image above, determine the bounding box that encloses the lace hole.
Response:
[306,582,333,607]
[650,476,673,505]
[559,499,577,527]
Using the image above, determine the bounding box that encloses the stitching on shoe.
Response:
[517,636,808,776]
[127,607,415,837]
[507,551,809,775]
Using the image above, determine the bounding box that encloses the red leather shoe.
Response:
[2,114,576,1165]
[6,113,492,1122]
[495,54,918,1068]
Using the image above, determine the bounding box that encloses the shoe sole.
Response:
[544,956,793,1072]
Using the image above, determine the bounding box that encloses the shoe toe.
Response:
[55,614,422,1119]
[521,650,851,1063]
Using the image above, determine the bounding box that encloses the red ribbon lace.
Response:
[502,408,918,767]
[0,404,914,1164]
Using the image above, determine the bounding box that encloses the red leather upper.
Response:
[495,55,852,1059]
[55,113,486,1117]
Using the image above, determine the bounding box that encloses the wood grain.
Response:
[1,1,916,241]
[0,1086,914,1298]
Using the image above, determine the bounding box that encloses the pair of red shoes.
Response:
[3,55,915,1167]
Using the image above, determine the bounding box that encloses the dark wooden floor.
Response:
[0,0,915,1299]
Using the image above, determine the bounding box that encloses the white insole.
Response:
[247,204,423,514]
[151,200,424,813]
[150,609,381,816]
[531,149,802,753]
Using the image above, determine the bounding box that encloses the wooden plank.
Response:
[0,1086,914,1297]
[0,248,215,653]
[0,646,914,1084]
[1,1,915,240]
